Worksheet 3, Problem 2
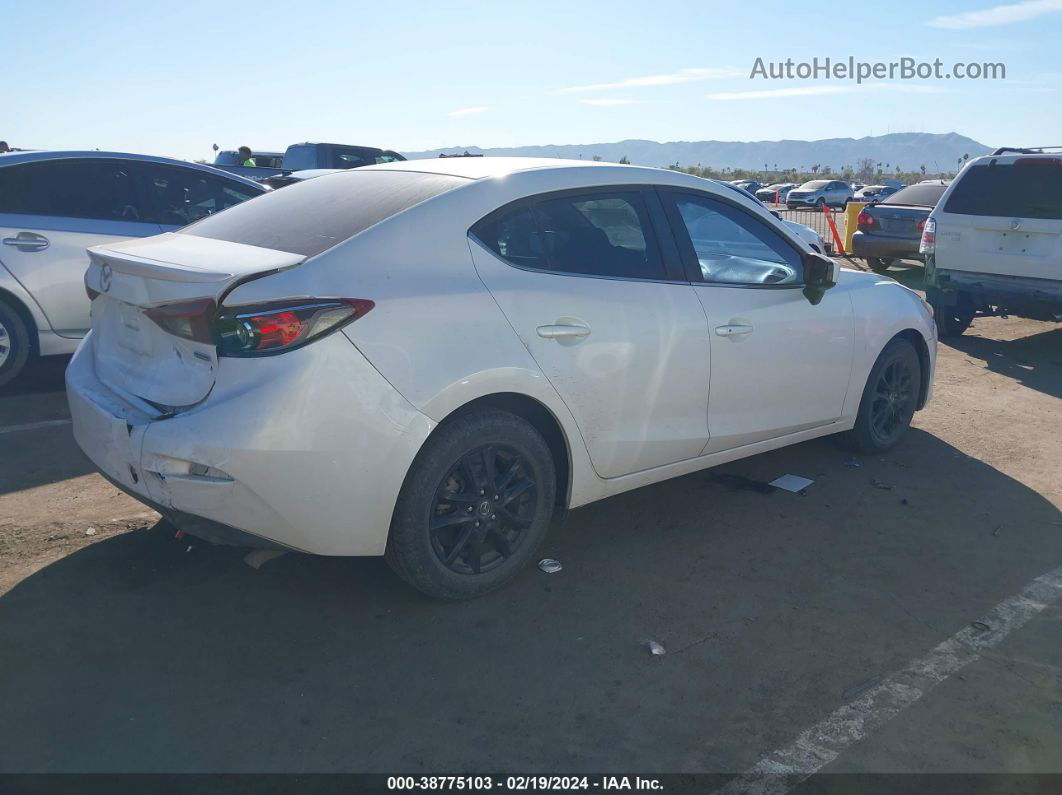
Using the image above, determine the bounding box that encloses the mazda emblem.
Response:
[100,263,112,292]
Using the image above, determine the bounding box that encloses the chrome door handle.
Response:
[537,324,591,339]
[2,232,49,252]
[715,323,754,337]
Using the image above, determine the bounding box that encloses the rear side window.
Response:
[139,165,262,226]
[282,146,316,171]
[0,159,145,222]
[180,170,467,256]
[474,190,665,280]
[944,162,1062,219]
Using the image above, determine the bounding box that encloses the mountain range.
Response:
[405,132,992,172]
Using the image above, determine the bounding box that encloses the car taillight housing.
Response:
[214,299,374,357]
[857,210,877,229]
[144,298,217,344]
[919,217,936,254]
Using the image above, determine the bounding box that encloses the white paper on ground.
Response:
[769,474,814,493]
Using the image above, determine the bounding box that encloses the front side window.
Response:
[476,191,665,281]
[0,159,143,222]
[671,194,801,285]
[141,166,262,226]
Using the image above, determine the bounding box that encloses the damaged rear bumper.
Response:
[67,330,436,556]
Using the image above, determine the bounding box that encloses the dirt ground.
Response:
[1,263,1060,781]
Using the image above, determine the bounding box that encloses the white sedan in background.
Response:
[68,158,936,600]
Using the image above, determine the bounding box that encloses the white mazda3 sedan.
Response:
[67,158,936,600]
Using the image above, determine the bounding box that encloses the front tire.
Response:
[0,299,31,387]
[844,338,922,454]
[386,408,556,601]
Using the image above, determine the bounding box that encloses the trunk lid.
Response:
[866,205,930,240]
[86,233,304,408]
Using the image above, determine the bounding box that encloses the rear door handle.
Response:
[2,232,49,252]
[537,323,591,340]
[715,323,754,337]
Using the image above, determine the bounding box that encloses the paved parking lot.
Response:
[1,264,1060,784]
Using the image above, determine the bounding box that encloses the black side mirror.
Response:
[802,252,839,305]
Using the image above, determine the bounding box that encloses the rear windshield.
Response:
[882,184,947,207]
[944,162,1062,219]
[180,170,467,256]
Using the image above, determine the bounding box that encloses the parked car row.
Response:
[212,142,406,181]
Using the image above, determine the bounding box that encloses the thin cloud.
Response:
[706,86,852,101]
[928,0,1062,28]
[706,83,945,101]
[557,67,744,94]
[580,98,642,106]
[447,106,488,117]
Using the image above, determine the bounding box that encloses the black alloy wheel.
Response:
[386,408,556,600]
[429,444,537,575]
[844,337,922,453]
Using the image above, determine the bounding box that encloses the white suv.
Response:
[921,148,1062,336]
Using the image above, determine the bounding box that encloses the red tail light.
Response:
[215,299,374,357]
[919,218,937,255]
[857,210,877,229]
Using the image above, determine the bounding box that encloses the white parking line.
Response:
[717,565,1062,795]
[0,419,71,435]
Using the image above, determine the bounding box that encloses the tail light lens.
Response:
[144,299,217,344]
[919,217,937,254]
[857,210,877,229]
[215,299,374,357]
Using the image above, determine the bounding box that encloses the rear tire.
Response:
[0,299,31,387]
[386,408,556,601]
[866,257,895,274]
[926,288,974,338]
[843,338,922,454]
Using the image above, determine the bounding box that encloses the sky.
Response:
[3,0,1061,162]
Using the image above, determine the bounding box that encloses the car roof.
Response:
[0,150,265,188]
[362,156,633,181]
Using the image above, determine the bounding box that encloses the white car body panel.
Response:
[469,238,711,478]
[693,281,854,453]
[67,158,936,556]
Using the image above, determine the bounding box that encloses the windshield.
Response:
[800,180,829,189]
[883,183,948,207]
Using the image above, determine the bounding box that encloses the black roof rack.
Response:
[990,146,1062,156]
